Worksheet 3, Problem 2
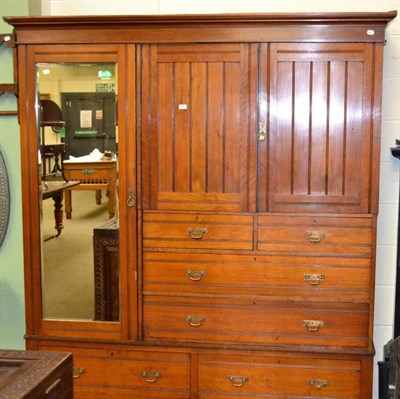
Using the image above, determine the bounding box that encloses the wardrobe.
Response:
[4,11,397,398]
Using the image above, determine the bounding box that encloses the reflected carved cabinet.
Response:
[5,11,396,399]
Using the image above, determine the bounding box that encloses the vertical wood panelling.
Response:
[275,61,293,196]
[140,45,150,210]
[310,61,328,195]
[266,43,371,213]
[157,63,174,193]
[224,62,240,194]
[149,45,160,209]
[142,44,253,211]
[207,63,224,193]
[293,61,311,195]
[328,61,346,196]
[191,62,207,193]
[257,43,270,212]
[345,62,363,197]
[173,62,191,193]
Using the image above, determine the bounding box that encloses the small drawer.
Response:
[143,296,369,347]
[257,214,372,256]
[143,252,371,302]
[39,346,190,399]
[63,161,116,183]
[198,353,362,398]
[143,212,253,250]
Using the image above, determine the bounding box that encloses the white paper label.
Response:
[178,104,188,110]
[80,110,92,128]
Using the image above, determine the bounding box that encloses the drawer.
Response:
[143,252,371,302]
[143,296,369,347]
[39,346,190,399]
[257,214,373,256]
[143,212,253,250]
[198,353,361,398]
[63,161,116,183]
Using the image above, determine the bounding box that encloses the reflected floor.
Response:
[42,189,109,320]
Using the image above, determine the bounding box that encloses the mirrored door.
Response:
[37,63,120,321]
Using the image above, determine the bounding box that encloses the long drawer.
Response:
[143,252,371,302]
[143,212,253,250]
[143,296,369,347]
[257,214,373,256]
[198,353,362,399]
[38,346,191,399]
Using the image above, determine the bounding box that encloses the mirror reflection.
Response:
[37,63,119,321]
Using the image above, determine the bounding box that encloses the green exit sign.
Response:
[98,70,113,79]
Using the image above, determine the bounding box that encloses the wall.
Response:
[0,0,28,350]
[1,1,398,397]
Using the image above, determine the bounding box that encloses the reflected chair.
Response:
[40,99,66,181]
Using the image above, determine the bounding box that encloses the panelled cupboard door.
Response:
[141,44,257,212]
[259,43,376,214]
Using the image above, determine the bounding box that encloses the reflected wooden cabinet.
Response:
[5,11,396,399]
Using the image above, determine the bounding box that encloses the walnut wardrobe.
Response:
[4,11,397,398]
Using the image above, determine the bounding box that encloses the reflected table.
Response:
[63,159,117,219]
[42,180,80,238]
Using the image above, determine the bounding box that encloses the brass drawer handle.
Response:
[305,231,326,243]
[187,227,208,239]
[72,367,86,378]
[186,314,205,327]
[186,269,206,281]
[229,375,249,387]
[303,320,324,332]
[141,370,161,383]
[81,168,96,174]
[304,273,325,285]
[309,379,330,388]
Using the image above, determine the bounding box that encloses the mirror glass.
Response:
[37,63,119,321]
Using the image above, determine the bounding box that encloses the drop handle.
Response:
[186,269,206,281]
[305,231,326,243]
[141,370,161,383]
[186,315,205,327]
[73,367,86,378]
[187,227,207,239]
[304,273,325,285]
[303,320,324,332]
[229,375,249,387]
[309,379,330,388]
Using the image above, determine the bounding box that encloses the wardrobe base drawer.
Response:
[199,353,362,399]
[38,345,190,399]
